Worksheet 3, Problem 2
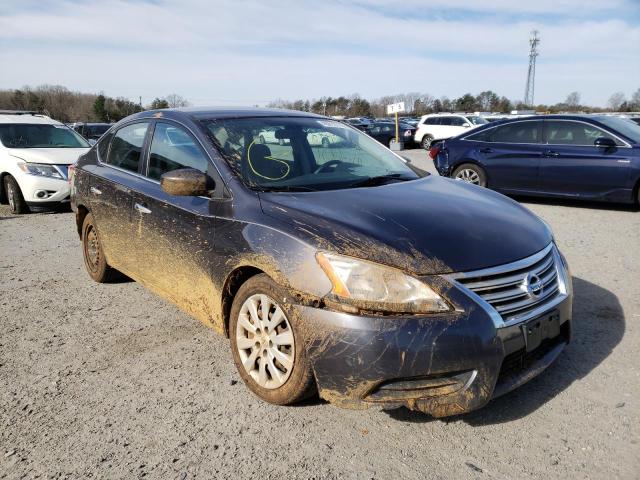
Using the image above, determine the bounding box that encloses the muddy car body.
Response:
[71,107,573,417]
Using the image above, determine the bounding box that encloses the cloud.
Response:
[0,0,638,106]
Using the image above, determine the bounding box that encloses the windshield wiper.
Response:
[348,173,412,188]
[256,185,317,192]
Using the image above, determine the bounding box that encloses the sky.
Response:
[1,0,639,107]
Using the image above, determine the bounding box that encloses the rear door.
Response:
[472,120,543,192]
[88,121,151,275]
[130,120,225,328]
[538,120,632,199]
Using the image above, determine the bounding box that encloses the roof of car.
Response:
[128,107,326,122]
[0,113,62,125]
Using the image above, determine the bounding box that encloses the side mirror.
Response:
[160,168,213,197]
[463,123,471,128]
[594,137,616,148]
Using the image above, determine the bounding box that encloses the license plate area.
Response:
[521,311,560,352]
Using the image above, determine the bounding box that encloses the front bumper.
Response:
[297,281,572,417]
[16,171,70,206]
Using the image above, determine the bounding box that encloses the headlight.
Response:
[18,162,64,179]
[316,252,450,314]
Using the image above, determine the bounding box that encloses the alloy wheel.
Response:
[236,294,295,389]
[85,225,101,271]
[455,168,481,185]
[6,182,15,211]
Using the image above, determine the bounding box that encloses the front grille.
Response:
[453,244,565,325]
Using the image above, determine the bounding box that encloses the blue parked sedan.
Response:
[431,115,640,205]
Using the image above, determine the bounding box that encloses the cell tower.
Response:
[524,30,540,107]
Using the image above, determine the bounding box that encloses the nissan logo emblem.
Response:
[525,273,544,297]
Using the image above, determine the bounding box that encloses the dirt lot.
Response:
[1,151,639,479]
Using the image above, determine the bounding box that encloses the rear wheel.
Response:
[4,176,29,214]
[229,274,315,405]
[81,212,120,283]
[421,135,434,149]
[452,163,487,187]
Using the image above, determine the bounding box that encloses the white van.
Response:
[0,111,90,213]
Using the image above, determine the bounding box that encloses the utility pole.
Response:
[524,30,540,107]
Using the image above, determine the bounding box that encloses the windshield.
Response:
[200,116,418,191]
[596,116,640,143]
[0,124,90,148]
[466,116,489,125]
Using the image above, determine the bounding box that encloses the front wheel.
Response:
[229,274,315,405]
[452,163,487,187]
[4,176,30,214]
[421,135,434,149]
[81,212,120,283]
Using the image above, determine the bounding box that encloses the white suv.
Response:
[414,114,488,149]
[0,111,90,213]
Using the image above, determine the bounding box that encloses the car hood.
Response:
[259,176,552,275]
[8,148,89,165]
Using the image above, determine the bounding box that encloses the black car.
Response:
[366,121,417,148]
[432,114,640,205]
[71,107,572,417]
[72,123,112,142]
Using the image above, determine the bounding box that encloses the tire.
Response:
[81,212,120,283]
[421,135,434,150]
[4,176,30,214]
[452,163,487,187]
[229,274,315,405]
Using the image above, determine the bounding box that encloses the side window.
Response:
[439,117,453,126]
[465,128,493,142]
[450,117,467,127]
[423,117,439,125]
[147,122,209,180]
[381,124,394,133]
[107,122,149,173]
[97,131,113,161]
[545,121,622,146]
[491,121,540,144]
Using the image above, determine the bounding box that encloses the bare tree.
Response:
[608,91,626,111]
[630,88,640,110]
[165,94,190,108]
[565,91,581,110]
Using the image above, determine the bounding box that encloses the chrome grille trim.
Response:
[447,243,570,327]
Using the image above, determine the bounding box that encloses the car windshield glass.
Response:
[596,116,640,143]
[200,116,418,191]
[467,116,489,125]
[0,124,90,148]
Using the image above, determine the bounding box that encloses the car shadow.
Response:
[385,276,625,424]
[514,195,639,212]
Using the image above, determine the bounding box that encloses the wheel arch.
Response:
[221,265,266,337]
[75,204,90,238]
[0,172,9,204]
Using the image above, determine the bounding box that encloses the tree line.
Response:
[268,89,640,118]
[1,84,638,123]
[0,85,190,123]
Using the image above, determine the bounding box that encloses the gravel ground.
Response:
[1,152,638,479]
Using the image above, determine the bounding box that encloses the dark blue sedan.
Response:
[431,115,640,205]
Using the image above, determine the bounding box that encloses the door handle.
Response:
[479,147,493,153]
[544,151,560,157]
[134,203,152,214]
[90,186,102,195]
